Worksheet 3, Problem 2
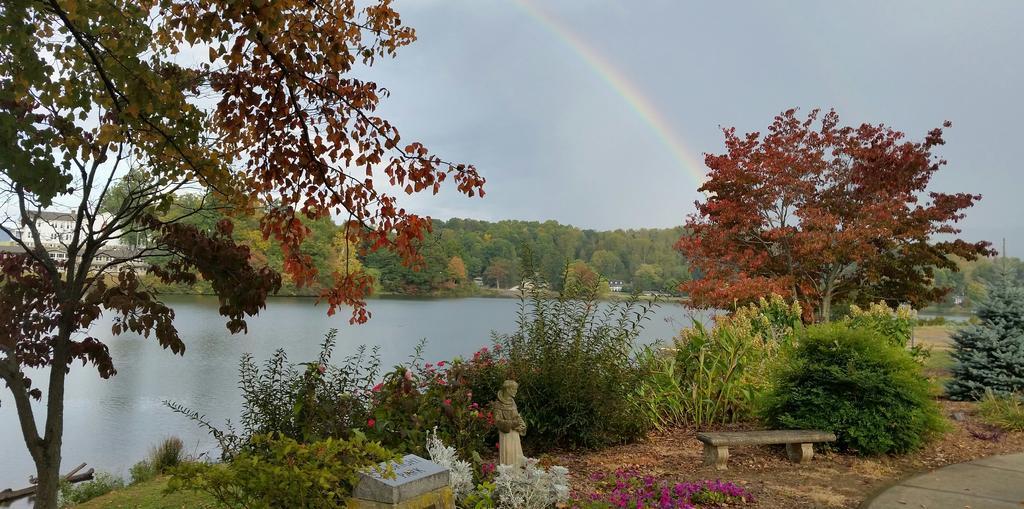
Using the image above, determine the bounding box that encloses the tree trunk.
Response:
[820,292,833,323]
[32,449,62,509]
[31,324,72,509]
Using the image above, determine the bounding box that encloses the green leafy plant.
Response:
[167,433,395,508]
[58,472,125,507]
[128,460,157,485]
[978,390,1024,432]
[762,324,946,455]
[166,330,380,458]
[632,345,687,431]
[491,256,655,449]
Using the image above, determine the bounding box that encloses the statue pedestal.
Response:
[348,454,454,509]
[347,486,453,509]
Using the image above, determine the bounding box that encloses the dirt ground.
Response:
[549,400,1024,508]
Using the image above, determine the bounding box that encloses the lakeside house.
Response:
[1,210,142,269]
[608,280,625,292]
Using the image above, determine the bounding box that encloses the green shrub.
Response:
[659,295,799,427]
[59,472,125,506]
[128,460,157,485]
[978,390,1024,432]
[167,432,395,508]
[761,324,946,455]
[166,330,380,458]
[491,261,655,449]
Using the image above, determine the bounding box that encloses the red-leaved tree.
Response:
[0,0,482,506]
[677,108,990,321]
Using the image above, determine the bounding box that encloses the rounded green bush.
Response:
[761,324,946,455]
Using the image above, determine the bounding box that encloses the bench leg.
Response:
[786,443,813,464]
[703,444,729,470]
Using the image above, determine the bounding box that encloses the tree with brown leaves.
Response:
[677,108,989,322]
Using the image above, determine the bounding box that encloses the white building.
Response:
[5,211,138,268]
[19,211,122,248]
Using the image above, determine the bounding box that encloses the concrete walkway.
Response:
[863,453,1024,508]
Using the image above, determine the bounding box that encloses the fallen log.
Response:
[30,462,87,485]
[0,464,95,504]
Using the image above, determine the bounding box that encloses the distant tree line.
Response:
[369,218,691,295]
[932,255,1024,310]
[127,196,690,297]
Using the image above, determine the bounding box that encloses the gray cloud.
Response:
[365,0,1023,251]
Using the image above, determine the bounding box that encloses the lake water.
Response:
[0,296,712,501]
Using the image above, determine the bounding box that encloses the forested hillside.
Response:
[369,218,691,295]
[136,198,690,296]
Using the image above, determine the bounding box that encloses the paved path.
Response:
[863,453,1024,508]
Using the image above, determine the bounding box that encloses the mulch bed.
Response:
[546,400,1024,508]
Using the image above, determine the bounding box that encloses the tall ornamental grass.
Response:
[635,295,800,428]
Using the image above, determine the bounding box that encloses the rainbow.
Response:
[513,0,708,186]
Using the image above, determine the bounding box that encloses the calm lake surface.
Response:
[0,296,713,498]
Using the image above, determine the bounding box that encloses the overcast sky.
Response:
[356,1,1024,252]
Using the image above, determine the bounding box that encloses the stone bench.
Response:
[696,430,836,470]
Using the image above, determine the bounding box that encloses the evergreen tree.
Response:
[947,266,1024,400]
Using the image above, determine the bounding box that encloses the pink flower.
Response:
[371,383,383,393]
[443,398,452,406]
[404,370,413,381]
[317,364,326,374]
[367,418,376,428]
[437,360,446,367]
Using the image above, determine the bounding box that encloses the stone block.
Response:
[352,454,450,505]
[348,486,454,509]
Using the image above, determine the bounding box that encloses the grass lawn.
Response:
[915,325,956,390]
[73,476,215,509]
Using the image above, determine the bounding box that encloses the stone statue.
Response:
[493,380,526,467]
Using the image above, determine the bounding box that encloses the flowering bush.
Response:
[367,342,499,458]
[844,301,916,347]
[574,469,754,508]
